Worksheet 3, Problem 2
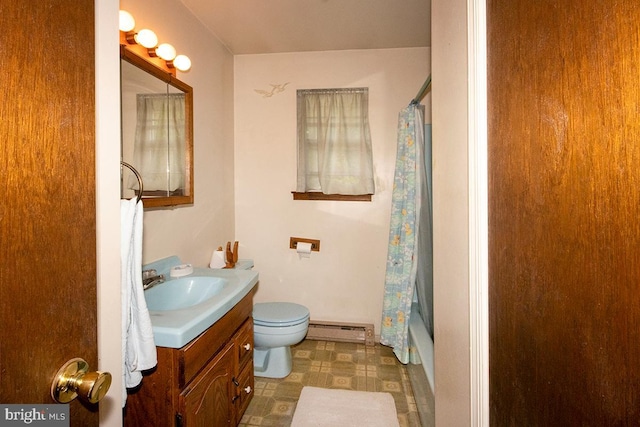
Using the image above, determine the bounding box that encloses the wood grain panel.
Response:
[488,1,640,424]
[0,1,97,424]
[180,342,234,426]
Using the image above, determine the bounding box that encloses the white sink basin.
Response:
[142,257,258,349]
[145,277,225,311]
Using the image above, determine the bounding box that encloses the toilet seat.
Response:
[253,302,310,327]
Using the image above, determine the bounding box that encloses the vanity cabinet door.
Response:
[179,341,235,426]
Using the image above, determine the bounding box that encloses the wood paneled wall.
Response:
[488,1,640,424]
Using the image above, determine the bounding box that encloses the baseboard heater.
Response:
[306,321,375,346]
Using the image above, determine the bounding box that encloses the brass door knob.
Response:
[51,358,112,404]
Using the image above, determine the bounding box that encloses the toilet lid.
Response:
[253,302,310,327]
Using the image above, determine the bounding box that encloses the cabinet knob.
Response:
[243,343,251,351]
[232,377,240,387]
[244,386,252,394]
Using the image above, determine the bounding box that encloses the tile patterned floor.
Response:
[239,339,421,426]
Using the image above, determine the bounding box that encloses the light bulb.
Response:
[119,10,136,32]
[135,29,158,48]
[156,43,177,61]
[173,55,191,72]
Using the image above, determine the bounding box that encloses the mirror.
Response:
[120,46,193,208]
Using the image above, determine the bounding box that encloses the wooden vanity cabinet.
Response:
[125,289,255,427]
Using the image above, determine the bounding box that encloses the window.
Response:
[133,93,186,194]
[294,88,374,201]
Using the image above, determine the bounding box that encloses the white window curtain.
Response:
[133,93,185,192]
[297,88,375,195]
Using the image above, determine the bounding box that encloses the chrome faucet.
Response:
[142,269,165,290]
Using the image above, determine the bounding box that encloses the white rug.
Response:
[291,386,400,427]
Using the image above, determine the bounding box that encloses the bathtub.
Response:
[408,303,435,426]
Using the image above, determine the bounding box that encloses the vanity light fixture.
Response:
[155,43,177,61]
[119,10,136,32]
[120,10,191,72]
[171,55,192,72]
[134,29,158,49]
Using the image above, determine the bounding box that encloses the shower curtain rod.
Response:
[410,74,432,105]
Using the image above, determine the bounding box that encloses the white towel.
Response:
[121,198,157,406]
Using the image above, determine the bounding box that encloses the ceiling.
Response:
[179,0,431,55]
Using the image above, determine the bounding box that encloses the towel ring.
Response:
[120,161,143,203]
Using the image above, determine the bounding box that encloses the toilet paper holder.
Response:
[289,237,320,252]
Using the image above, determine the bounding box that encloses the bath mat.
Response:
[291,386,400,427]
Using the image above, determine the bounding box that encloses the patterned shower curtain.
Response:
[380,104,424,364]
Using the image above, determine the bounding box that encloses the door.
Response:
[488,0,640,424]
[0,1,99,425]
[179,342,234,426]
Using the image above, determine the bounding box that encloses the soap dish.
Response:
[170,264,194,278]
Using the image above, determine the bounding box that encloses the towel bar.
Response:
[120,161,143,203]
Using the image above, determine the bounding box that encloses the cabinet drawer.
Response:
[234,319,253,371]
[234,362,254,421]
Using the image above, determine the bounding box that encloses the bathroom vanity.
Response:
[124,289,255,426]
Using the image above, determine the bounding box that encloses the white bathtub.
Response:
[408,303,434,426]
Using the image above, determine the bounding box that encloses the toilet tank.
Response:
[233,259,254,270]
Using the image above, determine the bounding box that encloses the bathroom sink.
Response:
[142,256,259,349]
[144,277,225,311]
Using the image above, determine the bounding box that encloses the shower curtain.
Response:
[380,103,432,364]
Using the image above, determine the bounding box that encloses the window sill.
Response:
[291,192,372,202]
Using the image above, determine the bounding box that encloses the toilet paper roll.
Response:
[296,242,313,259]
[209,249,226,269]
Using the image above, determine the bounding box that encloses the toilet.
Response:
[253,302,310,378]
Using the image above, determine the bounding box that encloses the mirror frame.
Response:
[120,45,194,208]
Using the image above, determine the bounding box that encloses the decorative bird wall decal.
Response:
[255,82,290,98]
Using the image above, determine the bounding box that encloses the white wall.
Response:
[96,0,123,424]
[432,0,473,424]
[120,0,236,266]
[234,48,430,335]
